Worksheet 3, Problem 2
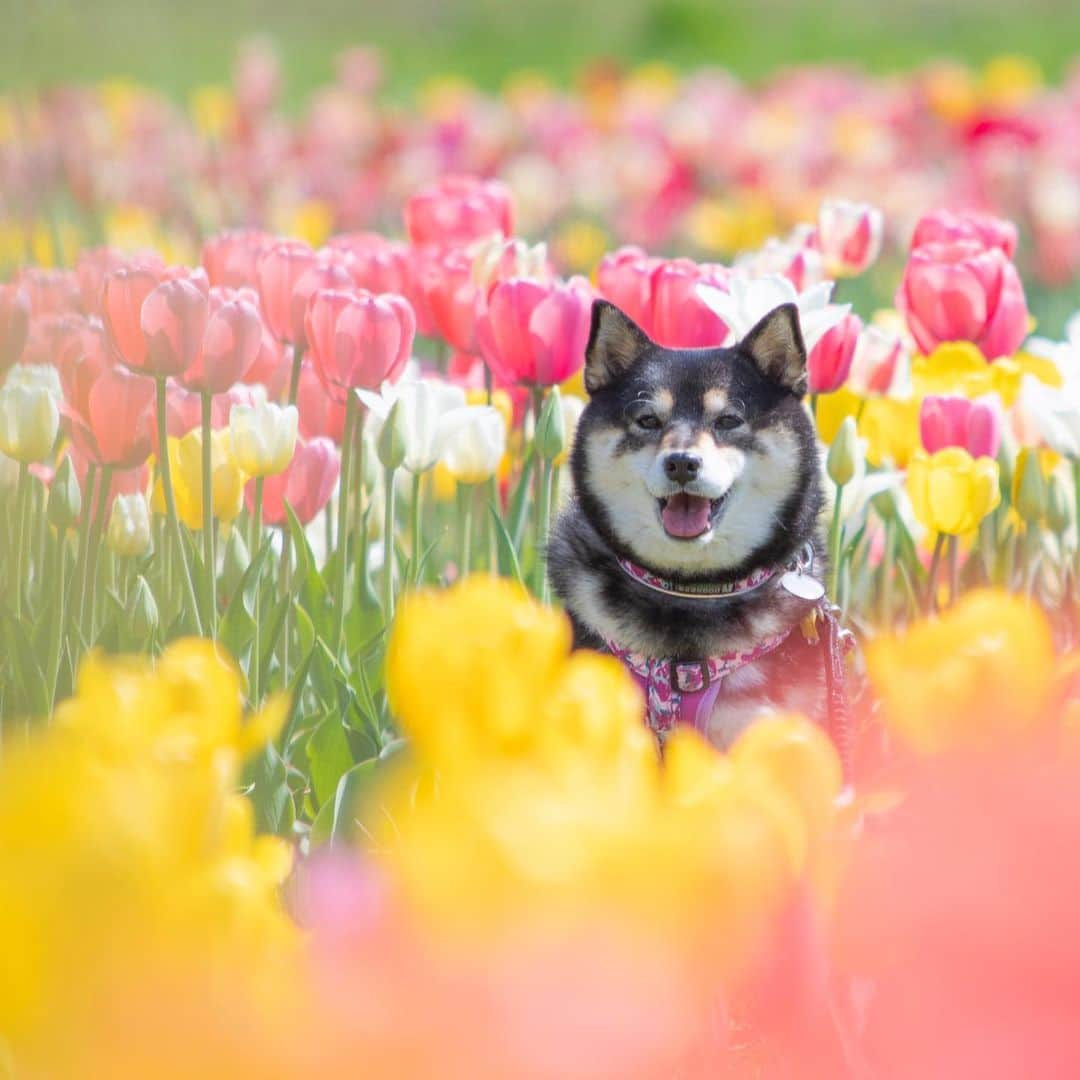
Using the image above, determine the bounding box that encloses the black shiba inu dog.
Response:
[548,299,835,748]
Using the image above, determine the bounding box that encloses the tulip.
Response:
[816,199,884,277]
[47,455,82,530]
[441,405,507,483]
[127,575,159,639]
[596,246,659,331]
[847,325,910,397]
[74,247,132,314]
[420,247,484,355]
[807,312,861,394]
[256,240,316,342]
[404,175,514,248]
[329,233,412,296]
[469,235,550,290]
[289,258,354,350]
[910,207,1018,258]
[554,393,586,468]
[16,267,81,314]
[476,277,593,387]
[907,447,1001,535]
[534,386,566,463]
[827,416,860,488]
[0,375,60,463]
[155,428,247,531]
[1012,448,1047,524]
[648,259,731,348]
[101,264,163,370]
[177,287,262,394]
[230,400,298,477]
[140,278,209,377]
[1012,376,1080,457]
[296,359,347,443]
[246,436,340,526]
[201,229,273,288]
[896,240,1029,360]
[919,394,1003,459]
[306,289,415,402]
[64,359,156,469]
[0,284,30,373]
[106,492,153,557]
[735,237,824,293]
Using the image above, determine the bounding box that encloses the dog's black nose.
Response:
[663,452,702,486]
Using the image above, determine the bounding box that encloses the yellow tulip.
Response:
[867,589,1057,753]
[906,447,1001,536]
[153,429,247,530]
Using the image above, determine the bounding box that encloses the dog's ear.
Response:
[740,303,807,395]
[584,300,651,394]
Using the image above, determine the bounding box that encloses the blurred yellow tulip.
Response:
[907,447,1001,536]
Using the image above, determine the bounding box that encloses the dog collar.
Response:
[615,543,819,601]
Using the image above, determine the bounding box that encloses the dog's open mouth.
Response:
[658,492,727,539]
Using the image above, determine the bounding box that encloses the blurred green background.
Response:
[8,0,1080,101]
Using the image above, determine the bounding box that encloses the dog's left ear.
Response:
[740,303,807,395]
[584,300,651,394]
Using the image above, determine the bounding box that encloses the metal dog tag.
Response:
[780,570,825,601]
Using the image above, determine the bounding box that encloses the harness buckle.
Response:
[672,660,711,693]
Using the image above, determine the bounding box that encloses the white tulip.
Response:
[697,273,850,354]
[357,377,470,474]
[106,492,153,558]
[441,405,507,483]
[229,400,298,477]
[0,375,60,464]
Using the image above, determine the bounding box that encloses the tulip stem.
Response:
[250,477,264,557]
[332,392,357,653]
[84,465,112,641]
[70,463,97,637]
[530,386,546,590]
[287,345,305,407]
[382,466,397,623]
[487,476,499,575]
[155,377,203,637]
[201,392,217,636]
[352,408,367,599]
[827,483,845,600]
[947,535,960,607]
[13,463,29,621]
[410,470,422,586]
[536,460,555,602]
[457,482,473,580]
[926,532,947,614]
[48,526,69,712]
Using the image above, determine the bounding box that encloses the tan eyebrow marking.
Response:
[636,388,673,419]
[703,388,728,416]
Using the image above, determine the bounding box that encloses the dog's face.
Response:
[571,299,820,579]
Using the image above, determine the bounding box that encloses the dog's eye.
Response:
[633,413,662,431]
[715,413,745,431]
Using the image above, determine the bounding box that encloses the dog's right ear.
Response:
[584,300,650,394]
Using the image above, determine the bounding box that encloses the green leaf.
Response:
[248,744,296,837]
[306,713,356,807]
[309,758,378,847]
[490,502,525,584]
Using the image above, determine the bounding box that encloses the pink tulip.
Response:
[477,276,593,387]
[0,284,30,373]
[248,435,340,525]
[596,247,660,332]
[256,240,316,342]
[648,258,730,348]
[178,287,263,394]
[404,175,514,249]
[816,199,884,276]
[162,381,261,439]
[244,320,291,399]
[202,229,274,288]
[101,264,164,370]
[74,247,135,314]
[306,289,415,402]
[910,208,1018,259]
[289,258,354,349]
[919,394,1002,459]
[847,325,909,397]
[328,233,412,296]
[15,267,81,315]
[808,312,861,394]
[896,240,1029,360]
[139,278,209,377]
[421,247,483,354]
[296,359,347,443]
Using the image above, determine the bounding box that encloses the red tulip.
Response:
[202,229,274,288]
[101,264,164,370]
[897,240,1029,359]
[919,393,1002,458]
[247,435,340,525]
[178,287,262,394]
[256,240,316,342]
[910,207,1018,258]
[296,359,347,443]
[420,247,483,354]
[289,258,354,349]
[404,175,514,248]
[596,246,660,331]
[139,278,209,377]
[306,289,415,402]
[807,312,861,394]
[477,276,593,387]
[0,284,30,373]
[648,258,730,348]
[63,357,156,469]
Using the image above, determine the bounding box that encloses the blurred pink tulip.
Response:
[248,435,340,525]
[847,325,909,397]
[101,264,163,370]
[329,233,412,296]
[807,312,861,394]
[139,278,209,377]
[306,288,415,402]
[244,320,291,399]
[15,267,81,315]
[178,287,262,394]
[296,359,347,443]
[290,258,354,349]
[596,246,660,331]
[74,247,136,314]
[816,199,884,276]
[919,394,1003,458]
[896,239,1028,359]
[421,247,483,354]
[256,240,316,342]
[0,284,31,373]
[404,175,514,248]
[202,229,274,289]
[162,381,263,439]
[910,208,1018,258]
[648,258,730,348]
[477,276,593,387]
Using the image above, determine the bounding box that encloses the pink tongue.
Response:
[661,493,713,538]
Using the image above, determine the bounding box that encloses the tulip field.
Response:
[3,32,1080,1078]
